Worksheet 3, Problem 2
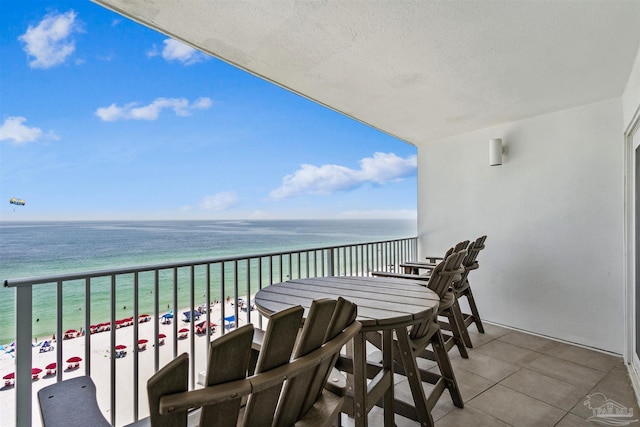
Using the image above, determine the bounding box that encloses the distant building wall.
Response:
[416,98,624,353]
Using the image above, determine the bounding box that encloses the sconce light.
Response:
[489,138,503,166]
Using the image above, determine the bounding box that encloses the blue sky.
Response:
[0,1,417,221]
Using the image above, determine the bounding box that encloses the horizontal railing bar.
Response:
[3,237,415,288]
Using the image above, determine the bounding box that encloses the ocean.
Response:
[0,220,415,343]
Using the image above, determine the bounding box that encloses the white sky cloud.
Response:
[198,192,240,211]
[19,11,81,69]
[269,152,417,200]
[148,39,207,66]
[95,97,212,121]
[0,116,58,144]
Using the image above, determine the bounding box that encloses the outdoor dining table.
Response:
[254,275,440,427]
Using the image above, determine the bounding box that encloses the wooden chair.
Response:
[372,248,470,358]
[453,235,487,335]
[367,251,466,426]
[147,299,360,427]
[395,236,488,347]
[400,239,470,274]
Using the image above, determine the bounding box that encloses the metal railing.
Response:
[4,236,416,427]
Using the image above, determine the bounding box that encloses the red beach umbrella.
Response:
[45,363,57,370]
[2,373,14,380]
[137,339,148,344]
[64,329,77,334]
[115,344,127,350]
[31,368,42,375]
[66,356,82,363]
[179,328,189,333]
[158,334,166,338]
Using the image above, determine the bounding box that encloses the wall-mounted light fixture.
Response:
[489,138,503,166]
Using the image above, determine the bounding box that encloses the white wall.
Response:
[623,45,640,129]
[416,99,624,353]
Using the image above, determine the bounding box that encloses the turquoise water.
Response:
[0,220,415,343]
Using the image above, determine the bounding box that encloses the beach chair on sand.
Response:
[223,315,236,330]
[39,341,53,353]
[145,299,360,427]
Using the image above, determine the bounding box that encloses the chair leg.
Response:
[443,307,469,357]
[396,328,434,427]
[450,298,473,348]
[430,328,463,408]
[461,286,485,333]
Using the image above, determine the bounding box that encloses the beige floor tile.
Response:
[468,384,566,427]
[435,405,511,426]
[393,379,459,422]
[554,412,592,426]
[428,364,495,402]
[497,330,559,353]
[525,354,607,390]
[450,350,520,383]
[478,323,512,338]
[474,340,541,367]
[543,342,621,372]
[570,363,640,421]
[467,330,501,348]
[499,368,588,411]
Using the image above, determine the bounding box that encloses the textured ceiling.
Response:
[93,0,640,145]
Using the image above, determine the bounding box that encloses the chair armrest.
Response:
[371,271,430,281]
[400,262,436,274]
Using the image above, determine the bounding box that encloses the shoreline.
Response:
[0,298,259,427]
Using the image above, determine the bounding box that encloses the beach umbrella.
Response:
[115,344,127,350]
[179,328,189,333]
[137,339,148,344]
[66,356,82,363]
[31,368,42,375]
[45,363,57,370]
[158,334,166,339]
[2,373,14,380]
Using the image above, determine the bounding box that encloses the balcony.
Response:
[4,235,638,426]
[3,237,416,427]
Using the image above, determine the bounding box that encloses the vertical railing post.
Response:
[328,248,335,276]
[110,275,117,426]
[15,285,32,427]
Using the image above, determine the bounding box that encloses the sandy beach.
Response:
[0,299,259,427]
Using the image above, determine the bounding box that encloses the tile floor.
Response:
[347,323,639,426]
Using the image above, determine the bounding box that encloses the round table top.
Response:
[255,276,440,330]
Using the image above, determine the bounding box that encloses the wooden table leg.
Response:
[353,331,368,427]
[382,329,394,426]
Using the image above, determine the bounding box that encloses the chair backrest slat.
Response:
[455,236,487,289]
[199,324,255,427]
[426,249,466,298]
[275,298,357,426]
[147,353,189,427]
[243,305,304,426]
